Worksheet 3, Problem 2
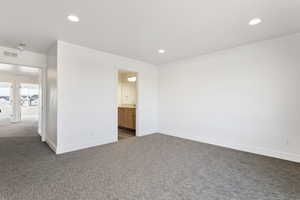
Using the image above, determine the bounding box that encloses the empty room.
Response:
[0,1,299,199]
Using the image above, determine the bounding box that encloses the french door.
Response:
[0,82,13,123]
[20,83,40,121]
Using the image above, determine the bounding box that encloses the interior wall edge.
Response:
[45,136,57,154]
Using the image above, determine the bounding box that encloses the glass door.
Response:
[20,83,40,121]
[0,82,13,123]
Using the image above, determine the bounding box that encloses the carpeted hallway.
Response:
[0,119,39,138]
[1,134,299,200]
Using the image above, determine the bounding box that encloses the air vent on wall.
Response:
[3,51,18,58]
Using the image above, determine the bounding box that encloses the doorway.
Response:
[117,70,137,140]
[0,63,41,138]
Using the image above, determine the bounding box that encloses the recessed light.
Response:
[67,15,80,22]
[158,49,166,54]
[128,76,137,82]
[249,18,262,26]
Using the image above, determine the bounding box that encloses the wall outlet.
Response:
[285,139,289,145]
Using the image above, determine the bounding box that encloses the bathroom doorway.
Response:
[117,70,137,140]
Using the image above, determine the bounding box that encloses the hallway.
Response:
[0,118,38,138]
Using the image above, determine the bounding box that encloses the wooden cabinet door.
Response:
[118,107,136,130]
[118,108,125,127]
[126,109,133,128]
[126,109,135,129]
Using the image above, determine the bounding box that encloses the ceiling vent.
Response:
[3,51,18,58]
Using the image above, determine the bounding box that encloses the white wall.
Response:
[0,46,46,68]
[159,33,300,163]
[55,41,158,154]
[45,43,58,151]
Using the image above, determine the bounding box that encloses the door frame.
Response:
[0,62,47,142]
[116,69,139,139]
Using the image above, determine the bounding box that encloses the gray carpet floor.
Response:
[118,128,135,140]
[0,134,299,200]
[0,119,38,137]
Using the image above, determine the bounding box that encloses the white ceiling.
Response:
[0,0,300,64]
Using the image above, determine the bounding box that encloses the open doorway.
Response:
[0,63,41,138]
[118,70,137,140]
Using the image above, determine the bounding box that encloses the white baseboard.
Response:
[56,138,117,154]
[45,137,57,153]
[161,133,300,163]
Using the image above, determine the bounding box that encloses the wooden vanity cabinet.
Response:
[118,107,136,130]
